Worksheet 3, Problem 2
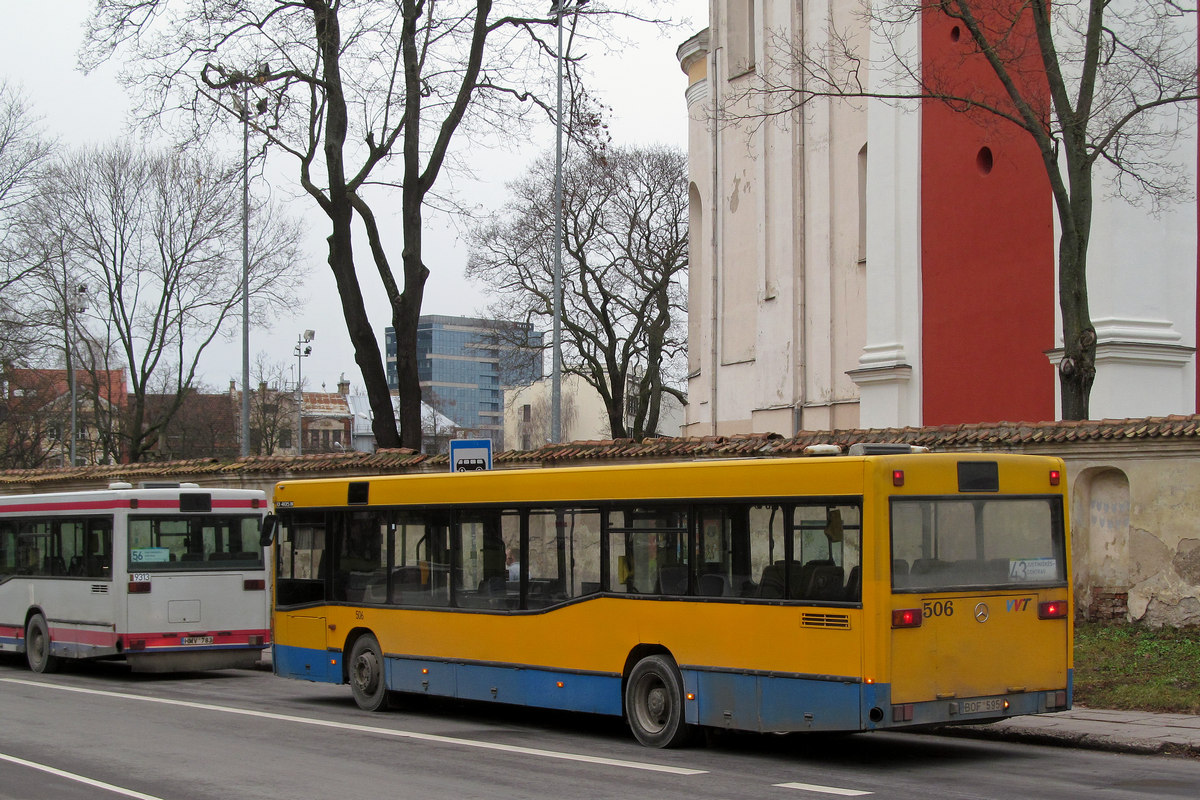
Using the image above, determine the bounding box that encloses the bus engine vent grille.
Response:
[801,613,851,629]
[91,585,109,593]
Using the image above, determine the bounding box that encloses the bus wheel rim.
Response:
[354,651,380,694]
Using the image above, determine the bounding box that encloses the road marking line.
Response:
[1,678,705,776]
[774,782,872,796]
[0,751,168,800]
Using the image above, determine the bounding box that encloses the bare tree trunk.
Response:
[311,1,401,449]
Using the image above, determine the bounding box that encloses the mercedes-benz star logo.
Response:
[974,602,990,623]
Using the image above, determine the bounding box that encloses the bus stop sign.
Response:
[450,439,492,472]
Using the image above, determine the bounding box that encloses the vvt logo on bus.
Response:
[1006,598,1034,612]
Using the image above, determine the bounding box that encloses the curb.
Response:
[931,721,1200,759]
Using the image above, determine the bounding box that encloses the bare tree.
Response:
[736,0,1198,419]
[84,0,654,449]
[21,143,304,462]
[248,352,295,456]
[0,81,56,368]
[467,144,688,439]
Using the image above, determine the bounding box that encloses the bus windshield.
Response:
[891,496,1065,592]
[128,515,263,571]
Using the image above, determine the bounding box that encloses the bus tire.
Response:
[624,654,693,748]
[348,634,390,712]
[25,614,61,674]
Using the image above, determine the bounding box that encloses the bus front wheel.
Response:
[25,614,61,674]
[624,654,693,748]
[348,634,390,712]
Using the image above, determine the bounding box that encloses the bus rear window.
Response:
[890,497,1065,592]
[128,515,264,571]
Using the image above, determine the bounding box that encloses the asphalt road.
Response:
[0,655,1197,800]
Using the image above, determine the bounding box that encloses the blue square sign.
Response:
[449,439,492,472]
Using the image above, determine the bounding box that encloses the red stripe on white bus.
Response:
[118,630,271,649]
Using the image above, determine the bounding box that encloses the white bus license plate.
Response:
[962,698,1004,714]
[181,636,214,646]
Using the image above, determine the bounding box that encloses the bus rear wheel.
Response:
[348,634,390,712]
[625,654,693,748]
[25,614,61,674]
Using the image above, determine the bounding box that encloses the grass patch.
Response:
[1074,621,1200,714]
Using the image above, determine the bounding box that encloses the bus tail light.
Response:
[893,704,914,722]
[249,634,265,647]
[1049,469,1061,486]
[892,470,905,487]
[128,581,151,594]
[892,608,923,628]
[243,579,266,591]
[1038,601,1068,619]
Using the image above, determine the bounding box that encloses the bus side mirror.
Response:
[260,515,277,548]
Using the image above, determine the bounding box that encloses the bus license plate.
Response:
[181,636,214,646]
[962,698,1004,714]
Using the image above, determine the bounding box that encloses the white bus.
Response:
[0,483,270,673]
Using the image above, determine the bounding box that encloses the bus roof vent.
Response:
[139,482,181,489]
[847,443,930,456]
[109,481,133,490]
[803,444,842,456]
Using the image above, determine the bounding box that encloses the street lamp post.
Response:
[295,330,314,455]
[241,81,252,458]
[235,66,269,457]
[549,0,586,444]
[66,283,87,467]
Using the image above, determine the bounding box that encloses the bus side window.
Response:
[332,511,388,604]
[606,508,688,596]
[275,511,327,606]
[747,505,783,597]
[87,519,113,579]
[0,521,14,578]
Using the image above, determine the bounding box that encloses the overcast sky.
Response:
[0,0,704,396]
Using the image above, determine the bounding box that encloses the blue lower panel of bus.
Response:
[684,668,868,732]
[272,644,621,715]
[387,655,622,716]
[274,644,342,684]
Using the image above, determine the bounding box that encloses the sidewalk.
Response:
[934,706,1200,758]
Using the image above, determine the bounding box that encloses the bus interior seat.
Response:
[758,563,784,598]
[46,555,68,576]
[844,565,861,601]
[911,558,948,575]
[233,551,258,561]
[698,573,731,597]
[759,561,804,598]
[802,565,844,601]
[181,552,205,562]
[478,576,507,595]
[794,560,834,599]
[657,565,688,595]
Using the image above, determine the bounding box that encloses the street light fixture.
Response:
[295,329,314,456]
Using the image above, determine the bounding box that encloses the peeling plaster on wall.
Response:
[1073,459,1200,626]
[1174,539,1200,585]
[1130,527,1172,585]
[1141,596,1200,628]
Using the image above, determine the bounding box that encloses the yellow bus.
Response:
[265,448,1071,747]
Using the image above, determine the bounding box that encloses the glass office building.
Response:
[386,316,543,447]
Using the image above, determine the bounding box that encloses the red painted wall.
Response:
[920,7,1055,424]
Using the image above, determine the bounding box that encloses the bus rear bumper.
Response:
[879,677,1073,730]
